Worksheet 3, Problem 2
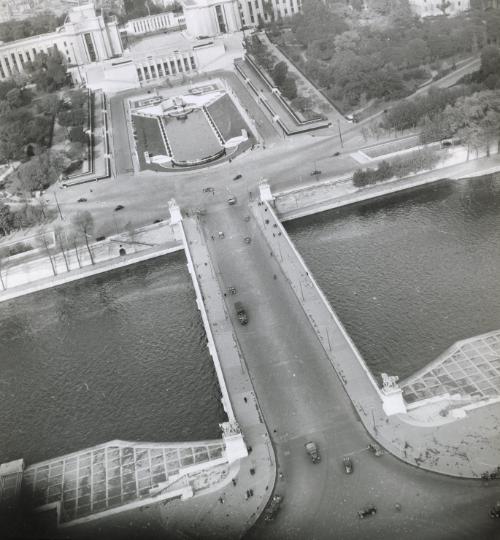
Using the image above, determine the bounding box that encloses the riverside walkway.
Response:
[275,154,500,222]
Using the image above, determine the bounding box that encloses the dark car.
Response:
[234,301,248,325]
[310,169,322,176]
[233,174,242,181]
[114,204,124,211]
[77,197,87,203]
[264,495,282,522]
[358,506,377,519]
[490,506,500,519]
[343,456,353,474]
[305,441,321,464]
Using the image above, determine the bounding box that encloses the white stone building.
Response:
[121,11,186,36]
[0,3,122,80]
[182,0,302,38]
[408,0,470,17]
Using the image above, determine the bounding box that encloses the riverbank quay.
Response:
[276,154,500,221]
[252,190,500,478]
[0,221,183,303]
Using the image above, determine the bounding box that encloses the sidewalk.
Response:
[252,198,500,478]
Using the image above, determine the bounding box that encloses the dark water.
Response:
[286,174,500,382]
[0,252,226,465]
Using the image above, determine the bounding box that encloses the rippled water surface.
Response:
[286,175,500,381]
[0,252,225,464]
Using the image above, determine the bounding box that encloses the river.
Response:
[286,174,500,382]
[0,252,226,465]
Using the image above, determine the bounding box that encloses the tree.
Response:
[25,50,67,92]
[0,121,27,163]
[272,61,288,87]
[37,227,57,276]
[16,151,66,193]
[0,250,6,290]
[281,76,298,100]
[478,46,500,83]
[68,126,87,144]
[53,224,70,272]
[0,202,12,236]
[404,39,430,68]
[71,210,95,265]
[5,88,23,108]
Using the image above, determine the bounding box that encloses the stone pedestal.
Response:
[259,181,274,203]
[382,388,407,416]
[381,373,407,416]
[168,199,182,224]
[220,421,248,463]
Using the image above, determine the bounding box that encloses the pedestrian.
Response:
[211,235,214,240]
[244,397,248,403]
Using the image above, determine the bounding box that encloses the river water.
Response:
[286,174,500,382]
[0,252,226,465]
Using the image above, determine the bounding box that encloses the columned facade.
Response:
[183,0,241,37]
[121,12,186,36]
[0,3,122,81]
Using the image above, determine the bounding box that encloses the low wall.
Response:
[178,221,237,426]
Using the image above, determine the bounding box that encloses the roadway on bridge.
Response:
[199,199,499,540]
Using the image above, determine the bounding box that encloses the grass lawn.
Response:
[207,94,250,141]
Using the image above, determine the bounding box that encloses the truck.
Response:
[304,441,321,464]
[234,301,248,325]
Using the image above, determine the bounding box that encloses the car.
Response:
[202,187,214,193]
[234,301,248,325]
[343,456,353,474]
[490,504,500,519]
[310,169,322,176]
[368,443,382,456]
[333,151,341,157]
[233,174,242,181]
[305,441,321,464]
[358,506,377,519]
[95,236,106,242]
[77,197,87,203]
[264,495,283,522]
[114,204,124,211]
[227,196,237,205]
